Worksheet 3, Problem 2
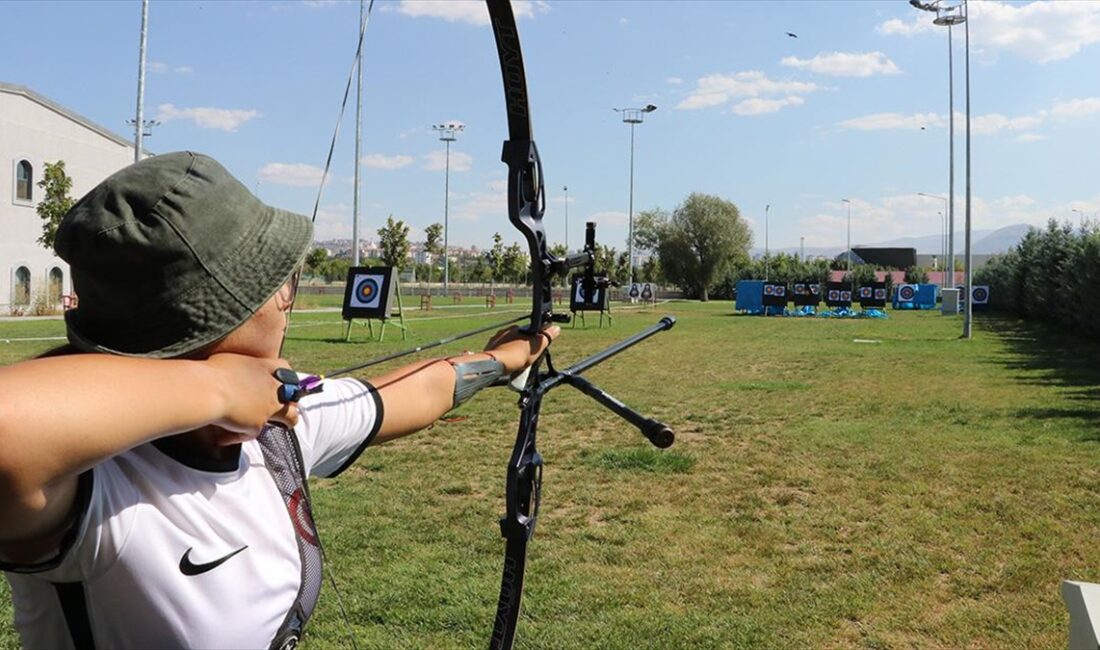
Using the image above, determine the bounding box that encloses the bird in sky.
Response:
[786,32,798,38]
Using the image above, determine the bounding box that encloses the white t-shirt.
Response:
[2,377,382,650]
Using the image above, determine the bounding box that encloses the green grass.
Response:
[2,302,1099,648]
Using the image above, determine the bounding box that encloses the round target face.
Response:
[810,284,821,295]
[794,284,806,295]
[874,288,887,300]
[776,285,786,296]
[898,285,916,301]
[859,287,871,298]
[356,278,379,303]
[840,291,852,301]
[828,290,840,301]
[972,286,989,303]
[763,285,775,296]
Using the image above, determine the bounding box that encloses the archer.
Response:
[0,152,558,649]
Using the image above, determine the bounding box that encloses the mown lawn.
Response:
[2,301,1098,649]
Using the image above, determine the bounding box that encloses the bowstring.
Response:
[287,2,375,648]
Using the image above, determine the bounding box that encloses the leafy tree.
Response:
[501,242,528,285]
[319,257,351,283]
[904,266,930,284]
[377,215,411,270]
[424,222,444,291]
[632,208,667,255]
[656,193,752,301]
[35,160,74,249]
[486,233,505,291]
[304,247,329,276]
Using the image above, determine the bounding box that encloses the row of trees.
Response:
[975,220,1100,338]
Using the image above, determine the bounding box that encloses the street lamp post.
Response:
[918,192,948,281]
[764,203,771,280]
[432,122,465,295]
[842,198,852,292]
[800,235,805,262]
[563,185,569,249]
[614,104,657,284]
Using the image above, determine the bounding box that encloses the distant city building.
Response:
[1,82,140,314]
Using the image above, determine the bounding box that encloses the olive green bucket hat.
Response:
[55,151,313,358]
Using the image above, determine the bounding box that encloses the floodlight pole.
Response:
[133,0,149,164]
[352,0,364,267]
[800,236,805,261]
[615,104,657,284]
[765,203,771,280]
[432,122,465,295]
[962,0,973,339]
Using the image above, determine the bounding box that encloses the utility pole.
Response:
[563,185,569,249]
[764,203,771,280]
[842,198,852,292]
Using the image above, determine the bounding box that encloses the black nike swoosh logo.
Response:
[179,546,248,576]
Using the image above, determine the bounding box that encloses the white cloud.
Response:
[780,51,901,77]
[394,0,548,26]
[733,96,805,116]
[876,17,935,36]
[969,112,1042,135]
[155,103,260,131]
[676,71,821,111]
[587,211,629,228]
[876,1,1100,64]
[619,17,628,25]
[665,76,684,85]
[837,112,944,131]
[258,162,325,187]
[302,0,340,7]
[361,153,414,170]
[1015,133,1047,143]
[1050,97,1100,120]
[149,61,194,75]
[798,192,1100,247]
[422,149,473,172]
[312,203,351,241]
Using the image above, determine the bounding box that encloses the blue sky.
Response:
[3,0,1099,252]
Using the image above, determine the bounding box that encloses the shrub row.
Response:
[975,220,1100,338]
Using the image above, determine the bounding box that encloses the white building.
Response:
[1,82,138,315]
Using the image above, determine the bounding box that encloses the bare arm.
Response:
[0,353,294,546]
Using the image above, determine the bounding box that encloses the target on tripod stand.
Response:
[342,266,397,319]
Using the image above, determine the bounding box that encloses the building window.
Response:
[13,267,31,306]
[49,267,64,304]
[16,160,33,202]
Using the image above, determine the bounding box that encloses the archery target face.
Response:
[874,288,887,301]
[641,284,654,300]
[350,274,383,309]
[828,289,840,302]
[763,284,776,296]
[898,284,917,301]
[972,285,990,304]
[859,286,872,299]
[793,283,807,295]
[628,283,640,298]
[810,284,821,295]
[840,290,852,302]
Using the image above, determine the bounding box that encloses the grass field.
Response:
[2,301,1099,648]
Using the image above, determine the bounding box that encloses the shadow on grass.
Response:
[981,315,1100,438]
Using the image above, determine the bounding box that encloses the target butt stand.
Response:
[341,266,408,342]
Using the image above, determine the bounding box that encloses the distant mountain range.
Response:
[754,223,1033,258]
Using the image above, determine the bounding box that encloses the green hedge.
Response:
[975,220,1100,338]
